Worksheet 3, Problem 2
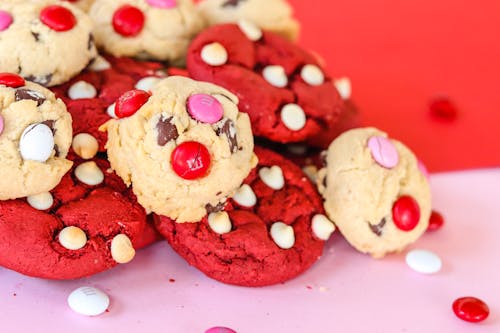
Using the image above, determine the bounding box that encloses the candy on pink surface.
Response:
[392,195,420,231]
[368,136,399,169]
[113,5,145,37]
[0,73,25,88]
[0,10,13,31]
[171,141,211,180]
[205,327,237,333]
[146,0,177,8]
[427,210,444,231]
[452,297,489,323]
[40,5,76,32]
[187,94,224,124]
[115,90,150,118]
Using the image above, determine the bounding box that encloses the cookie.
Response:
[0,0,97,86]
[316,127,432,258]
[89,0,205,65]
[0,73,73,200]
[197,0,300,41]
[102,76,256,222]
[187,23,348,148]
[62,0,95,12]
[154,146,335,286]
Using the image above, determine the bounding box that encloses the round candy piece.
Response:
[392,195,420,231]
[112,5,145,37]
[453,297,489,323]
[405,249,442,274]
[115,90,150,118]
[368,136,399,169]
[67,286,110,316]
[0,73,25,88]
[430,97,458,121]
[187,94,224,124]
[0,115,4,136]
[146,0,177,8]
[19,123,55,163]
[40,5,77,32]
[0,10,13,31]
[205,327,237,333]
[171,141,211,180]
[427,210,444,231]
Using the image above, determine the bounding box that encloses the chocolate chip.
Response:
[15,89,46,106]
[53,144,60,157]
[222,0,246,7]
[320,150,328,167]
[41,120,56,134]
[216,119,238,153]
[25,73,53,86]
[322,175,327,188]
[156,116,178,146]
[88,34,94,50]
[31,32,40,42]
[369,218,387,237]
[206,202,226,213]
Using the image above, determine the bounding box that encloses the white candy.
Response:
[107,103,117,118]
[19,123,54,162]
[301,64,325,86]
[406,249,442,274]
[111,234,135,264]
[259,166,285,190]
[88,56,111,71]
[59,226,87,250]
[72,133,99,160]
[334,77,352,100]
[311,214,336,241]
[201,42,228,66]
[262,65,288,88]
[74,161,104,186]
[67,286,110,316]
[68,81,97,100]
[208,212,232,235]
[135,77,162,92]
[232,184,257,207]
[270,222,295,249]
[281,103,306,131]
[27,192,53,211]
[237,19,262,41]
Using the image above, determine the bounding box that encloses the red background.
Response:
[288,0,500,172]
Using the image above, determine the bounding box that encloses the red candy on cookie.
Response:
[115,89,151,118]
[40,5,77,32]
[0,73,25,88]
[112,5,145,37]
[171,141,212,180]
[392,195,421,231]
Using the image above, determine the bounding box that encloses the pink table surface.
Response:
[1,169,499,332]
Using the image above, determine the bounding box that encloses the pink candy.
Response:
[368,135,399,169]
[418,159,430,179]
[0,115,4,136]
[205,327,237,333]
[146,0,177,8]
[0,10,13,31]
[187,94,224,124]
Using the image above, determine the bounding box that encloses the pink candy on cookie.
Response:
[187,94,224,124]
[146,0,177,9]
[0,10,13,31]
[368,135,399,169]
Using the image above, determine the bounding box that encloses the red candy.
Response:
[453,297,489,323]
[115,90,150,118]
[392,195,420,231]
[40,5,76,32]
[427,210,444,231]
[112,5,145,37]
[0,73,25,88]
[430,97,458,121]
[171,142,211,180]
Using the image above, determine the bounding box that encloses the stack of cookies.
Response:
[0,0,431,286]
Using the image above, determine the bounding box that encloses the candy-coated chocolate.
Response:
[368,135,399,169]
[392,195,420,231]
[171,141,211,180]
[115,90,150,118]
[40,5,76,32]
[427,210,444,231]
[187,94,224,124]
[146,0,177,9]
[0,10,13,31]
[112,5,145,37]
[0,73,25,88]
[453,297,489,323]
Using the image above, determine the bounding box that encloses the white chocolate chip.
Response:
[67,286,110,317]
[262,65,288,88]
[68,81,97,100]
[259,166,285,190]
[107,103,117,118]
[232,184,257,207]
[59,226,88,250]
[135,77,162,91]
[281,103,306,131]
[208,212,232,235]
[88,56,111,72]
[270,222,295,249]
[201,42,228,66]
[311,214,336,241]
[74,161,104,186]
[237,19,262,41]
[27,192,53,211]
[302,165,318,182]
[334,77,352,100]
[72,133,99,160]
[301,64,325,86]
[110,234,135,264]
[19,123,54,162]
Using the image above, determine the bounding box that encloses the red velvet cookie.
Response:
[0,153,157,279]
[187,23,351,148]
[154,146,336,286]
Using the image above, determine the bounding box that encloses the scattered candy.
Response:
[237,19,262,41]
[427,210,444,231]
[113,5,145,37]
[72,133,99,160]
[19,123,55,163]
[258,165,285,190]
[301,64,325,86]
[405,249,442,274]
[263,65,288,88]
[171,141,211,180]
[205,327,237,333]
[135,76,162,92]
[27,192,54,211]
[58,226,87,250]
[452,297,489,323]
[146,0,177,9]
[208,212,232,234]
[311,214,336,241]
[281,103,306,131]
[0,10,13,31]
[67,286,110,316]
[74,161,104,186]
[392,195,420,231]
[40,5,76,32]
[201,42,228,66]
[334,77,352,100]
[270,222,295,249]
[430,97,458,121]
[368,136,399,169]
[187,94,224,124]
[115,89,150,118]
[232,184,257,207]
[68,81,97,100]
[0,73,25,88]
[110,234,135,264]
